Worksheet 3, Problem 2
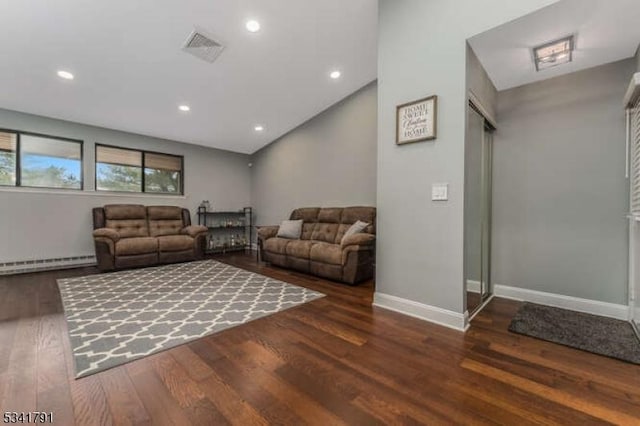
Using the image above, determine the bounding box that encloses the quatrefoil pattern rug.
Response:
[57,260,323,378]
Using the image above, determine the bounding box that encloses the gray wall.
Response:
[250,82,377,227]
[0,108,250,263]
[493,59,635,305]
[466,44,498,121]
[376,0,557,313]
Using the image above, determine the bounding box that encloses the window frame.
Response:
[95,143,184,195]
[0,128,84,190]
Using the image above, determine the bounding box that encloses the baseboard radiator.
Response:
[0,255,96,276]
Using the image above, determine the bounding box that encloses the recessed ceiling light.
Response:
[178,105,191,112]
[246,20,261,33]
[330,70,341,79]
[57,70,74,80]
[254,125,264,132]
[533,35,574,71]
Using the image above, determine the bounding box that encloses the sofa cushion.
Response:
[289,208,319,240]
[276,219,303,239]
[104,204,146,220]
[300,223,316,240]
[106,219,149,238]
[334,224,351,244]
[342,206,376,233]
[157,235,194,252]
[148,205,183,220]
[310,242,342,265]
[289,207,320,222]
[311,223,340,243]
[148,206,185,237]
[115,237,158,256]
[263,237,290,255]
[286,240,314,259]
[317,208,342,223]
[104,204,149,238]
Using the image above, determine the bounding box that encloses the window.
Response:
[96,144,183,195]
[144,152,182,194]
[0,130,83,190]
[96,145,142,192]
[0,132,17,186]
[20,134,83,189]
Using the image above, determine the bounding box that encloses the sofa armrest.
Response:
[182,225,208,238]
[93,228,121,242]
[340,233,375,248]
[257,225,280,241]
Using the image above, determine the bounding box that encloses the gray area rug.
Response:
[509,303,640,364]
[57,260,324,378]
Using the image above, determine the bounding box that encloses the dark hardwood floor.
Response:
[467,291,483,312]
[1,253,639,425]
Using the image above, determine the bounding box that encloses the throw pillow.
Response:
[277,219,303,239]
[341,220,369,244]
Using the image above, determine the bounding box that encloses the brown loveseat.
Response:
[92,204,208,271]
[257,207,376,285]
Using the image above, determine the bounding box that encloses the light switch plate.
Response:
[432,183,448,201]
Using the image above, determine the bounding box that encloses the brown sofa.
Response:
[92,204,208,272]
[257,207,376,285]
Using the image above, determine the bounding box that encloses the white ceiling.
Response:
[0,0,377,154]
[468,0,640,91]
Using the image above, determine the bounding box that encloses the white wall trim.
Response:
[494,284,629,320]
[466,279,481,293]
[0,255,96,275]
[373,292,468,332]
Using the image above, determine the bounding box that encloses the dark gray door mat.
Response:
[508,303,640,365]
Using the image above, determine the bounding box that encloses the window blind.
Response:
[145,152,182,171]
[0,132,17,152]
[20,134,81,159]
[96,145,141,167]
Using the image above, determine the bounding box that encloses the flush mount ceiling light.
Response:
[533,35,574,71]
[330,70,341,79]
[246,20,261,33]
[254,125,264,132]
[178,105,191,112]
[57,70,74,80]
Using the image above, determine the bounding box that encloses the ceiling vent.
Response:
[182,27,224,63]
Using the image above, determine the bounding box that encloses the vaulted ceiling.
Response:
[0,0,378,153]
[469,0,640,91]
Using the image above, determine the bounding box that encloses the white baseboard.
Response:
[0,255,96,275]
[373,292,468,332]
[466,279,481,293]
[494,284,629,321]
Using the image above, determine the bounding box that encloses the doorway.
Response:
[465,101,494,316]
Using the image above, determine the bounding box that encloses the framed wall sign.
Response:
[396,95,438,145]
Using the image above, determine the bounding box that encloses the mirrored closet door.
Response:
[464,102,494,315]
